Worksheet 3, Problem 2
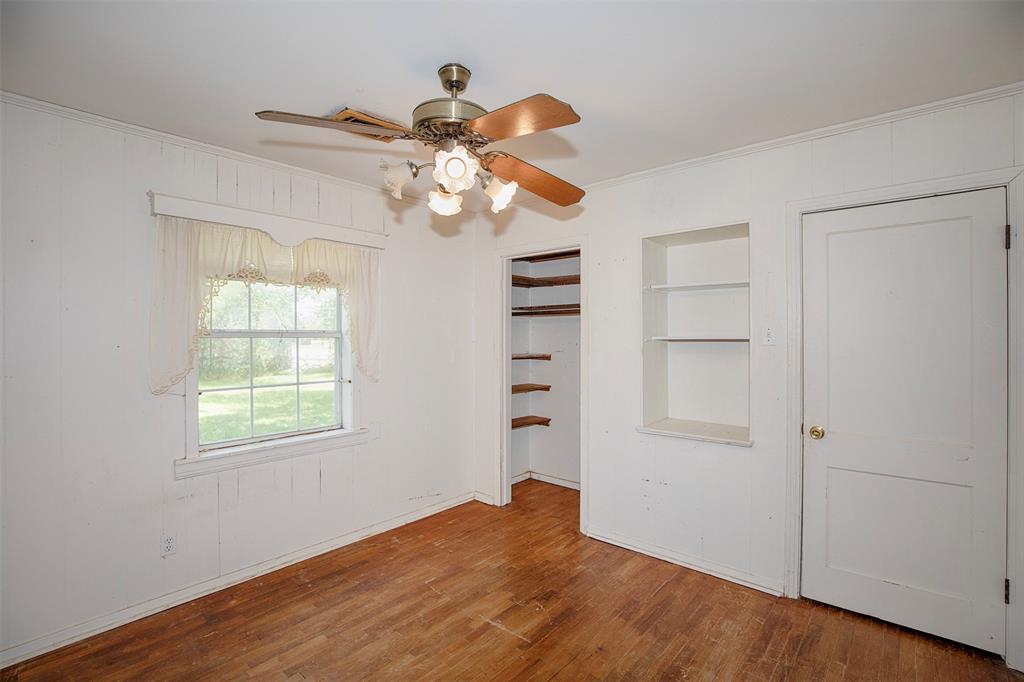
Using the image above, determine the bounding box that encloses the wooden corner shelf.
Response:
[513,304,581,317]
[512,383,552,394]
[512,353,552,361]
[513,274,581,288]
[512,415,551,429]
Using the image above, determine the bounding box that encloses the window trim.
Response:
[174,422,370,480]
[181,281,360,475]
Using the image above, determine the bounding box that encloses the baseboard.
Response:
[0,491,477,668]
[473,491,496,505]
[587,526,784,596]
[510,471,530,485]
[527,471,580,490]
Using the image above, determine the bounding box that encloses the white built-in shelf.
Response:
[648,336,749,342]
[647,280,749,293]
[641,223,752,441]
[636,418,752,447]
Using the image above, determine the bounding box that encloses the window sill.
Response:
[173,427,370,480]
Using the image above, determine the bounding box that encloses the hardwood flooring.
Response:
[3,479,1019,680]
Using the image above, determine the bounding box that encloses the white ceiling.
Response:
[3,1,1023,207]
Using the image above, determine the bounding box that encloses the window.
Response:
[196,279,350,450]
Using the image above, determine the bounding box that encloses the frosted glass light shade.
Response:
[428,189,463,216]
[381,160,416,200]
[432,146,479,193]
[484,177,518,213]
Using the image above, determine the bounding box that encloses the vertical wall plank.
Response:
[272,171,290,214]
[289,176,318,220]
[962,97,1015,173]
[252,166,275,212]
[1,104,65,648]
[892,107,965,183]
[813,124,893,197]
[121,133,168,608]
[317,181,351,226]
[216,157,239,205]
[158,142,186,196]
[59,118,130,627]
[182,149,218,201]
[235,161,259,209]
[1016,94,1024,167]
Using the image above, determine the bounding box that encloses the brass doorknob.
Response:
[808,425,825,440]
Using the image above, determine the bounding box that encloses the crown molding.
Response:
[0,90,428,206]
[515,79,1024,209]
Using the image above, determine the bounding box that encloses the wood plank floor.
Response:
[3,479,1019,681]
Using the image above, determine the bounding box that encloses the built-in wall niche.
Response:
[639,223,752,446]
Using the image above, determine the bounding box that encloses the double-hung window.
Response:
[196,279,350,450]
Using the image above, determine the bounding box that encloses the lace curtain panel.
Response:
[149,216,381,395]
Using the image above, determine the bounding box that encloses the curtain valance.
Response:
[149,216,381,395]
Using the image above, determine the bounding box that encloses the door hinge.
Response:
[1007,224,1012,250]
[1006,578,1011,605]
[800,423,804,435]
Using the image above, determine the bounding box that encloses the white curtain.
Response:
[149,216,381,395]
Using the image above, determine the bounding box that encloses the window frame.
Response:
[184,279,357,460]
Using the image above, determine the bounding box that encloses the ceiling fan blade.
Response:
[255,110,412,141]
[485,153,585,207]
[466,94,580,141]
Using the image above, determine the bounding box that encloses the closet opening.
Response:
[502,247,583,516]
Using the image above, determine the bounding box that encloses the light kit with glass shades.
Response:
[257,63,584,216]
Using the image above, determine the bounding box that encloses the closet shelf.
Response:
[513,304,581,317]
[512,383,552,394]
[647,280,749,292]
[512,415,551,429]
[637,417,752,447]
[648,336,749,342]
[512,353,552,361]
[513,274,581,288]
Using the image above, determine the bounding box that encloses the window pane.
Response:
[297,286,338,331]
[253,386,297,436]
[199,389,250,444]
[300,384,337,430]
[210,280,249,330]
[198,338,250,390]
[299,338,336,382]
[253,338,296,386]
[251,283,295,330]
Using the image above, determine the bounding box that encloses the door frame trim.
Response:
[493,235,590,534]
[783,166,1024,665]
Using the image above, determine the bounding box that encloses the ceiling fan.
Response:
[256,63,584,216]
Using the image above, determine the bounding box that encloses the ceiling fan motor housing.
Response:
[411,97,487,140]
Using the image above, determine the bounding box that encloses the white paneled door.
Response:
[801,189,1008,653]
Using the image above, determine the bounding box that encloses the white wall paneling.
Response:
[472,83,1024,645]
[3,80,1024,670]
[1,95,476,666]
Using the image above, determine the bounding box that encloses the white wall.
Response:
[0,96,477,664]
[473,85,1024,599]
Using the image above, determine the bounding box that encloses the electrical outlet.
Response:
[161,534,177,557]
